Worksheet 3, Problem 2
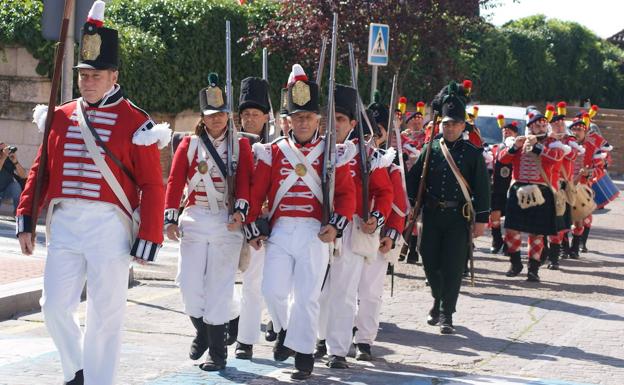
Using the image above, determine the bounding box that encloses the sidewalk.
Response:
[0,194,622,384]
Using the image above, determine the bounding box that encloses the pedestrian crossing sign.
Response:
[368,23,389,66]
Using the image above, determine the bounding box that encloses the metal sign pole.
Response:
[370,65,378,104]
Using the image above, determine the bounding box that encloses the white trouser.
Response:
[176,205,243,325]
[237,246,266,344]
[41,199,131,385]
[318,222,365,356]
[354,252,387,345]
[262,217,329,354]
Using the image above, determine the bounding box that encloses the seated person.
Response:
[0,142,27,214]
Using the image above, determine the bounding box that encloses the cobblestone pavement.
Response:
[0,195,622,384]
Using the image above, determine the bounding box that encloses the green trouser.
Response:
[419,207,469,315]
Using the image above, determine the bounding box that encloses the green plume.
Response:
[373,90,381,103]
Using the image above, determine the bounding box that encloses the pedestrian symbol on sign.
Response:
[372,29,387,56]
[367,23,389,66]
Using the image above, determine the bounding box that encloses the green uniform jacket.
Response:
[406,137,490,222]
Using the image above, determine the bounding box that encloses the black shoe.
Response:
[527,259,541,282]
[189,316,209,360]
[427,309,440,326]
[199,324,228,371]
[273,329,294,361]
[406,237,419,264]
[313,339,327,359]
[327,355,349,369]
[580,227,590,253]
[490,227,504,253]
[291,369,312,380]
[569,235,581,259]
[439,314,455,334]
[64,370,84,385]
[226,316,239,346]
[355,343,372,361]
[547,261,560,270]
[235,342,253,359]
[547,243,561,270]
[505,251,523,277]
[292,352,313,379]
[265,320,277,342]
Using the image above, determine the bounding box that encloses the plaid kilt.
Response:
[504,183,559,235]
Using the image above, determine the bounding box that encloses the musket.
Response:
[225,20,239,215]
[262,48,279,142]
[321,13,338,226]
[400,109,439,259]
[348,43,369,222]
[387,74,409,208]
[30,0,75,242]
[316,37,328,87]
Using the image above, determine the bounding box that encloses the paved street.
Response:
[0,192,622,385]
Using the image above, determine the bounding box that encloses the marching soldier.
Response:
[234,76,270,359]
[406,81,490,334]
[316,85,394,368]
[164,73,253,371]
[245,65,355,380]
[16,2,170,384]
[499,110,566,282]
[544,102,579,268]
[354,104,409,360]
[489,116,519,253]
[569,113,603,258]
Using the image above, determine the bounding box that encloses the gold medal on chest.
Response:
[295,163,307,177]
[198,160,209,174]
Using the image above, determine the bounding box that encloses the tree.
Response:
[244,0,492,105]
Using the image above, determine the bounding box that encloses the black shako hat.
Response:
[279,88,288,116]
[287,80,319,115]
[75,1,119,70]
[334,84,357,120]
[239,77,270,114]
[199,73,229,115]
[367,90,389,131]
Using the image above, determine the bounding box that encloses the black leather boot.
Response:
[273,329,294,361]
[439,313,455,334]
[327,354,349,369]
[406,237,419,264]
[265,320,277,342]
[427,299,441,325]
[313,339,327,359]
[291,352,314,380]
[235,342,253,359]
[355,343,372,361]
[189,316,209,360]
[527,258,541,282]
[226,316,239,346]
[547,243,561,270]
[199,324,227,371]
[505,251,523,277]
[570,235,581,259]
[490,227,504,253]
[64,370,84,385]
[580,227,590,252]
[561,233,570,259]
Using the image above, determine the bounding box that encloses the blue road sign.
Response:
[368,23,389,66]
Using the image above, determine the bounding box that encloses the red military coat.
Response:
[499,136,566,187]
[164,133,253,224]
[17,86,168,260]
[248,136,355,227]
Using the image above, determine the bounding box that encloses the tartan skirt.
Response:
[504,183,560,235]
